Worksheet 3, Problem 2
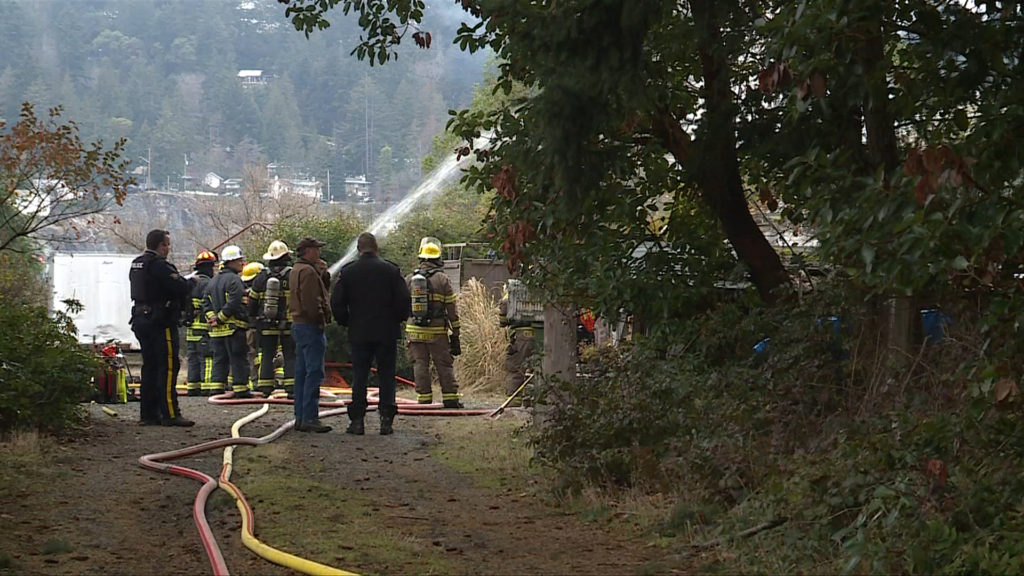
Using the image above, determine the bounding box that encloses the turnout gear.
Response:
[248,258,296,397]
[203,266,250,395]
[263,240,291,261]
[405,257,460,406]
[499,289,536,401]
[186,264,215,396]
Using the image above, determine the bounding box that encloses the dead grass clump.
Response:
[455,278,506,394]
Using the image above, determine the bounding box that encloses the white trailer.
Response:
[51,252,140,350]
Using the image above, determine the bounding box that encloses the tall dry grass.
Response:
[454,278,507,394]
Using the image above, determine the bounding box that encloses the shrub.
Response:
[0,298,98,432]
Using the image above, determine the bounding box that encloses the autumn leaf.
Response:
[924,458,947,488]
[995,377,1019,403]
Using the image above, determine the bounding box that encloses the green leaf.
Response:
[951,255,969,270]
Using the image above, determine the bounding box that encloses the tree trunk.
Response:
[534,302,577,429]
[685,0,791,303]
[857,7,911,355]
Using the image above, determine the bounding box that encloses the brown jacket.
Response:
[289,257,331,327]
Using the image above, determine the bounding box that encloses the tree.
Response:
[0,103,131,253]
[277,0,791,313]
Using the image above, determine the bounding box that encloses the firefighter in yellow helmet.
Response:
[202,245,252,398]
[404,237,462,408]
[247,240,296,398]
[241,261,265,394]
[185,250,217,396]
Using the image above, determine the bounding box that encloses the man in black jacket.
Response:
[129,229,195,426]
[331,232,411,435]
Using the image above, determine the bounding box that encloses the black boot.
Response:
[186,388,202,397]
[379,406,397,436]
[346,418,364,435]
[443,399,464,409]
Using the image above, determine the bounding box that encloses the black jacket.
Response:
[129,249,192,328]
[331,252,411,343]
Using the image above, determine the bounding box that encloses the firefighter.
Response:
[247,240,296,399]
[241,261,265,393]
[129,229,195,426]
[185,250,218,396]
[404,236,462,408]
[499,285,535,407]
[203,245,252,398]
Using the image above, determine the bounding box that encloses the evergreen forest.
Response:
[0,0,486,200]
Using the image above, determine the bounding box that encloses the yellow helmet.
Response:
[417,236,442,259]
[241,262,264,282]
[263,240,291,261]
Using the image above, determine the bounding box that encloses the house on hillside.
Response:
[203,172,223,190]
[238,69,266,86]
[344,175,371,200]
[223,178,243,192]
[289,177,322,200]
[267,175,321,200]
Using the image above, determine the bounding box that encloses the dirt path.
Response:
[1,397,666,575]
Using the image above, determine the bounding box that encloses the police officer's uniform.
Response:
[129,249,193,424]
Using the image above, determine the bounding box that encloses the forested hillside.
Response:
[0,0,485,200]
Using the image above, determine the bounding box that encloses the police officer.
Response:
[404,236,463,408]
[129,229,195,426]
[203,245,252,398]
[248,240,296,399]
[185,250,217,396]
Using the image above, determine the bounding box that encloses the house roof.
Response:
[237,70,263,77]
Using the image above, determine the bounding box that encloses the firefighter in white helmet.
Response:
[404,236,462,408]
[202,245,252,398]
[247,240,296,398]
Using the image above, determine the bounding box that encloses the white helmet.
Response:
[263,240,291,261]
[221,245,244,262]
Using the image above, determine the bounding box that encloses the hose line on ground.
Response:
[138,404,358,575]
[218,405,356,576]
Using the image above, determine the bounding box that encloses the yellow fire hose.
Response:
[219,405,357,576]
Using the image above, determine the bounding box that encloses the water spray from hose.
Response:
[329,134,492,276]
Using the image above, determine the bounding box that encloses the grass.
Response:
[232,444,453,576]
[430,416,537,490]
[41,539,73,555]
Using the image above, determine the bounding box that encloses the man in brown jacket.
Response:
[289,236,333,433]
